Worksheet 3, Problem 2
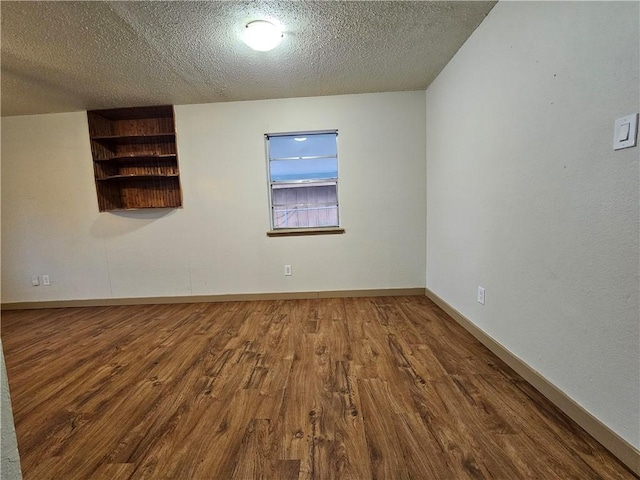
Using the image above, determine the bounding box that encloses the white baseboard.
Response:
[0,287,426,310]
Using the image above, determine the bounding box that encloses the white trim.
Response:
[0,287,424,310]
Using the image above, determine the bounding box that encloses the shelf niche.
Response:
[87,105,182,212]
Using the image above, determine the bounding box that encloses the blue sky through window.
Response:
[269,133,338,182]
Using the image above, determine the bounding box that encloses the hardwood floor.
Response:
[1,296,635,479]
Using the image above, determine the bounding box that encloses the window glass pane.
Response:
[269,133,337,159]
[270,157,337,182]
[272,184,338,228]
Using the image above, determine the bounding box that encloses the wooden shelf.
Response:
[95,154,177,162]
[87,105,182,212]
[91,133,176,144]
[96,206,180,212]
[96,174,180,181]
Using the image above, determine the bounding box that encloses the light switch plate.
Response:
[613,113,638,150]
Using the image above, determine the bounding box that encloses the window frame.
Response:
[265,130,344,236]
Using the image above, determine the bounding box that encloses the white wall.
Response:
[426,1,639,448]
[1,91,426,302]
[1,342,22,480]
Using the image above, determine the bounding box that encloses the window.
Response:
[266,131,341,232]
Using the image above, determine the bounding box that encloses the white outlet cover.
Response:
[477,286,485,305]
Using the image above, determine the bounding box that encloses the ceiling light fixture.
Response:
[243,20,283,52]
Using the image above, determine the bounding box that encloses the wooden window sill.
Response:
[267,227,345,237]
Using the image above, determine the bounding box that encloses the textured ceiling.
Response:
[1,1,496,117]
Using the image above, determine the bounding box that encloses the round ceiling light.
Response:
[243,20,283,52]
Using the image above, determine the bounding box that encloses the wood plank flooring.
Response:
[1,296,635,479]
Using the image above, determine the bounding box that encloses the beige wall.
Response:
[426,1,639,447]
[1,91,427,303]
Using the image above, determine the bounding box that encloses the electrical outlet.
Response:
[31,275,40,287]
[284,265,292,276]
[42,275,51,286]
[477,286,485,305]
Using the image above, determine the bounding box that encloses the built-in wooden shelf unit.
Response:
[87,105,182,212]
